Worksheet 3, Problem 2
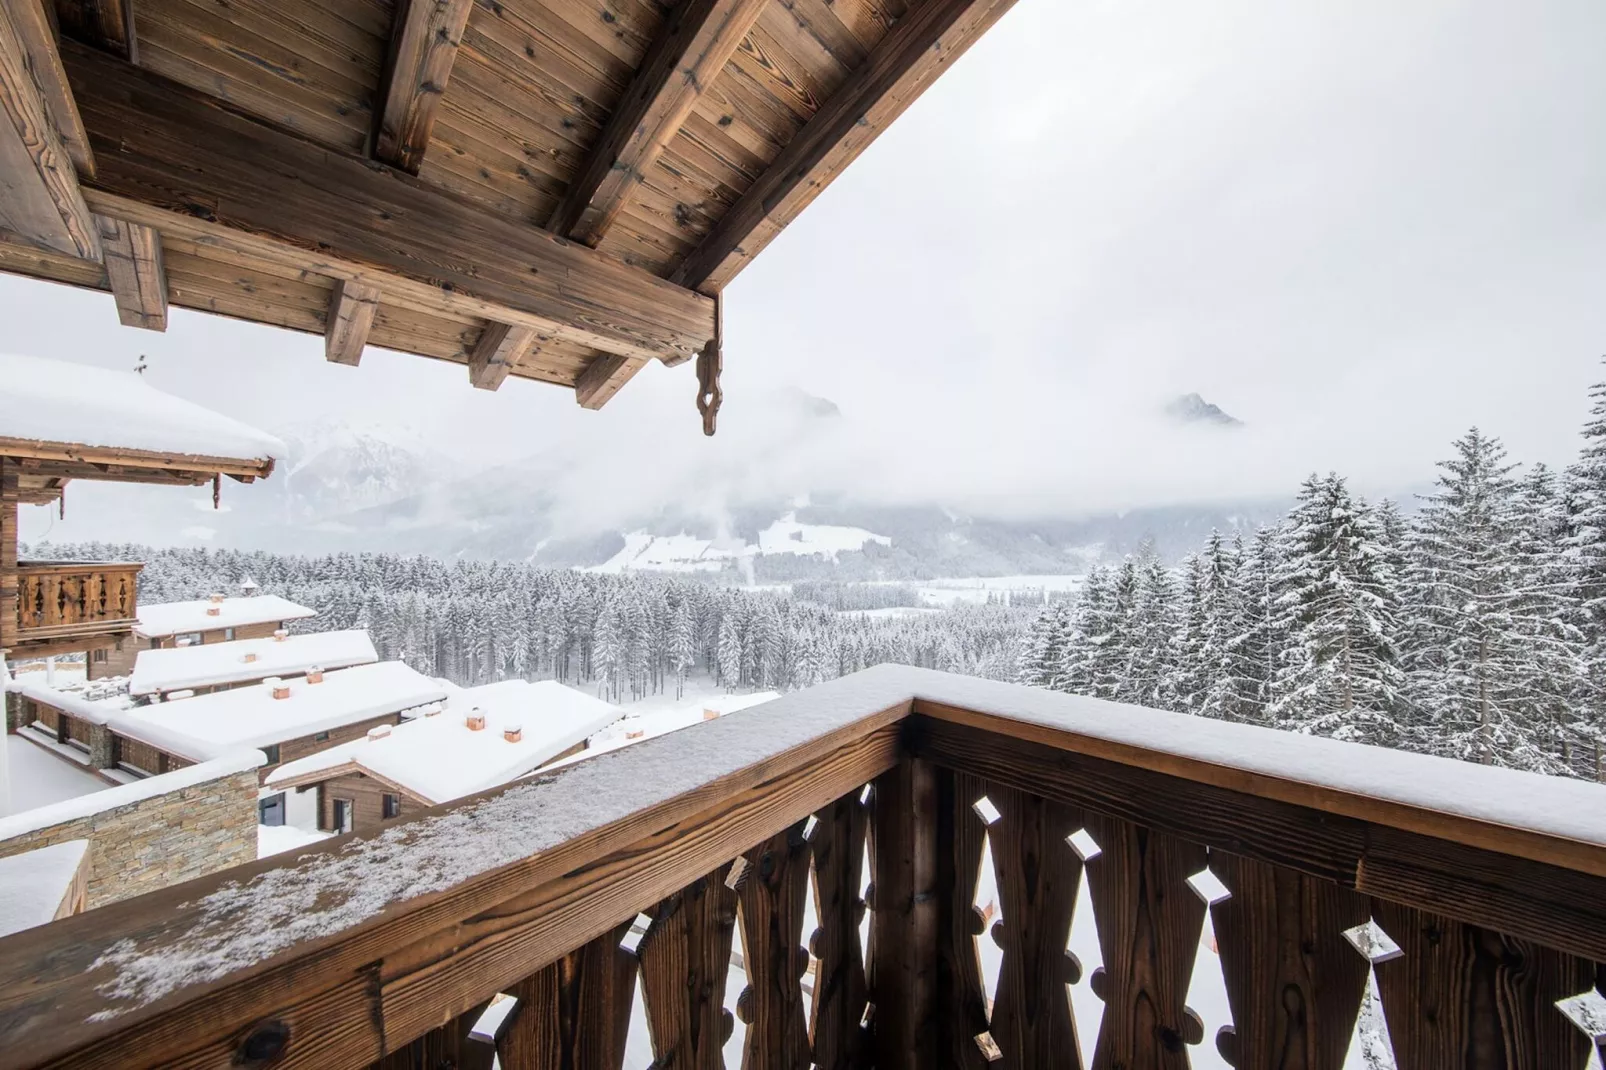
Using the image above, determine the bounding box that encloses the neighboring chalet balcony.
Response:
[11,560,142,658]
[2,667,1604,1069]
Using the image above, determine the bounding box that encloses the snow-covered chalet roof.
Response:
[0,840,88,938]
[267,680,623,805]
[135,595,315,639]
[106,662,446,763]
[545,690,780,770]
[0,353,285,463]
[129,630,378,697]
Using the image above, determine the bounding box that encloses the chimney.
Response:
[273,629,288,643]
[702,706,720,722]
[423,705,441,717]
[206,606,221,617]
[208,592,225,604]
[266,677,290,700]
[242,652,258,664]
[465,708,486,732]
[625,728,645,740]
[306,665,324,684]
[367,724,392,741]
[503,724,522,744]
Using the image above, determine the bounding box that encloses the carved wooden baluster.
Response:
[810,788,871,1069]
[497,920,638,1070]
[638,866,739,1070]
[1372,900,1596,1070]
[1208,850,1369,1070]
[371,998,494,1070]
[44,571,61,627]
[736,820,813,1070]
[937,770,992,1069]
[1082,813,1207,1070]
[986,782,1085,1070]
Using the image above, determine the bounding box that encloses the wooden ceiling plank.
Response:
[0,0,99,259]
[374,0,474,173]
[53,0,137,62]
[95,213,166,329]
[547,0,769,248]
[63,41,717,364]
[574,352,648,410]
[467,320,537,391]
[671,0,1019,294]
[325,278,380,365]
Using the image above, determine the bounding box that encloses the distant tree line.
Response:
[1018,372,1606,781]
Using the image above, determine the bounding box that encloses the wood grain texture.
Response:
[986,781,1085,1070]
[935,768,992,1070]
[638,865,739,1070]
[0,0,99,258]
[325,278,380,365]
[13,0,93,176]
[54,0,137,61]
[0,461,18,653]
[548,0,769,247]
[808,787,871,1070]
[62,41,717,365]
[1082,813,1207,1070]
[374,0,473,174]
[1373,901,1597,1070]
[670,0,1019,292]
[870,757,939,1070]
[574,353,648,410]
[372,998,493,1070]
[466,321,536,390]
[737,820,813,1070]
[95,214,165,329]
[1208,851,1370,1070]
[497,921,637,1070]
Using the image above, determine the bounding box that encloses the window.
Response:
[91,649,107,663]
[224,627,236,641]
[258,793,285,827]
[314,731,330,742]
[332,798,353,834]
[261,743,281,765]
[383,794,401,820]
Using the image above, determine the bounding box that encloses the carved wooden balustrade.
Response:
[12,560,142,653]
[0,666,1603,1069]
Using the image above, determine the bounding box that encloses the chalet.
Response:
[127,629,378,700]
[266,680,622,836]
[90,594,318,680]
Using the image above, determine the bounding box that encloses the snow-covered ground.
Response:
[258,823,333,859]
[1,736,108,817]
[585,514,892,575]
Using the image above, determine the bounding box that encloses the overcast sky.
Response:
[4,0,1604,521]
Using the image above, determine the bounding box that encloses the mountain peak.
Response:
[1165,393,1243,427]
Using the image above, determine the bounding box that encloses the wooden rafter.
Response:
[63,42,717,366]
[12,0,93,176]
[53,0,137,62]
[467,321,536,391]
[574,354,648,411]
[325,279,380,366]
[95,213,165,329]
[373,0,473,175]
[546,0,769,248]
[670,0,1020,294]
[0,0,98,259]
[0,437,274,480]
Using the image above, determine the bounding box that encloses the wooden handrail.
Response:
[1,666,1603,1068]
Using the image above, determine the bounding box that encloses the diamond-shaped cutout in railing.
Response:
[618,912,652,955]
[1065,827,1101,862]
[973,795,1002,826]
[1185,867,1231,905]
[801,813,819,842]
[725,855,749,891]
[859,784,873,806]
[1343,920,1404,964]
[1557,988,1606,1045]
[974,1031,1003,1063]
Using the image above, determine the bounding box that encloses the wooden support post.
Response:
[325,279,380,366]
[467,322,536,391]
[95,214,165,329]
[870,758,938,1070]
[0,459,17,657]
[373,0,473,174]
[0,0,99,259]
[497,920,637,1070]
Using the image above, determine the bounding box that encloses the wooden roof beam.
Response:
[671,0,1020,294]
[53,0,137,62]
[95,213,165,329]
[574,354,648,411]
[373,0,472,175]
[325,279,379,366]
[0,0,99,259]
[467,322,537,391]
[547,0,769,247]
[64,41,717,366]
[14,0,93,176]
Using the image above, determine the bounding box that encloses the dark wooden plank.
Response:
[1373,901,1597,1070]
[870,757,938,1070]
[909,714,1606,964]
[374,0,473,173]
[736,819,813,1070]
[373,998,493,1070]
[14,0,93,175]
[497,921,637,1070]
[0,462,18,654]
[574,353,648,409]
[325,278,380,365]
[95,213,165,329]
[547,0,769,247]
[935,768,991,1070]
[0,0,98,258]
[986,781,1084,1070]
[466,321,536,390]
[670,0,1019,293]
[638,864,739,1070]
[54,0,136,61]
[809,786,871,1070]
[1208,851,1369,1070]
[61,40,717,365]
[1082,813,1207,1070]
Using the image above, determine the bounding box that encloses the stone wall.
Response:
[0,764,260,908]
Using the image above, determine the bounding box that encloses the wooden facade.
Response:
[10,559,141,659]
[0,0,1022,416]
[315,771,431,836]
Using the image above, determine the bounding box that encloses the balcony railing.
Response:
[13,560,142,649]
[0,666,1603,1068]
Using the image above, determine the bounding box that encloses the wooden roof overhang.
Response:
[0,437,275,505]
[0,0,1019,425]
